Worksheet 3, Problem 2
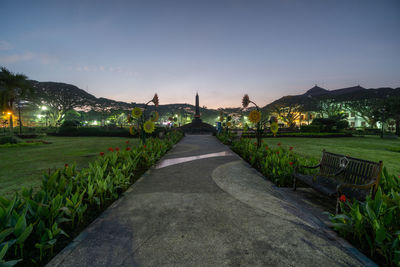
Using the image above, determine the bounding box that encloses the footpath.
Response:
[48,135,375,267]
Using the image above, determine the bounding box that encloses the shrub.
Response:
[229,138,318,187]
[0,130,183,265]
[300,125,321,132]
[329,168,400,266]
[0,136,20,144]
[311,118,348,132]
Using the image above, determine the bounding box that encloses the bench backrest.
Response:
[319,150,382,193]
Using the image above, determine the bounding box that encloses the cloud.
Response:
[74,64,138,77]
[0,51,58,64]
[0,40,13,50]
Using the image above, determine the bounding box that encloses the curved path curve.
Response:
[48,135,375,267]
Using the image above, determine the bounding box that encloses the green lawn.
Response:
[262,136,400,175]
[0,136,138,198]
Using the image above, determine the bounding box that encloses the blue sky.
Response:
[0,0,399,108]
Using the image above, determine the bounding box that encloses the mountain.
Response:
[265,85,400,111]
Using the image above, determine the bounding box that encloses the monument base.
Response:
[179,120,216,134]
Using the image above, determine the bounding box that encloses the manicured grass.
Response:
[0,136,138,197]
[262,135,400,175]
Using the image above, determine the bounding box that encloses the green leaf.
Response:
[375,227,386,244]
[13,215,26,237]
[16,224,33,245]
[0,242,8,260]
[0,228,14,244]
[0,259,23,267]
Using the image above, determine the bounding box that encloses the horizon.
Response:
[1,0,399,109]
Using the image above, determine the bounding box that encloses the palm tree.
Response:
[0,67,30,135]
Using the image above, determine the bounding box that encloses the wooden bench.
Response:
[293,150,383,213]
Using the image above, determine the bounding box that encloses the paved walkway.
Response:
[48,135,375,267]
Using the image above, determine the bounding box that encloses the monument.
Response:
[179,92,216,134]
[193,92,202,123]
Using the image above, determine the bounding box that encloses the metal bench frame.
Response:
[293,150,383,213]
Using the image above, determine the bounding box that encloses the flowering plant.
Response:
[242,94,270,148]
[129,93,159,142]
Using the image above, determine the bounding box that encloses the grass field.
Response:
[0,136,138,197]
[262,136,400,175]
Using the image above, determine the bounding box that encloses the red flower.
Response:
[277,143,281,146]
[115,147,120,151]
[339,194,347,202]
[143,145,146,149]
[108,147,114,152]
[125,140,129,144]
[254,142,257,146]
[289,146,294,151]
[100,152,105,156]
[289,162,294,166]
[276,151,280,155]
[265,146,269,150]
[64,164,69,168]
[126,147,131,151]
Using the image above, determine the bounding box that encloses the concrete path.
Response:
[48,135,375,267]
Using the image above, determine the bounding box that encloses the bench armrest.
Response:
[298,163,321,169]
[336,180,377,192]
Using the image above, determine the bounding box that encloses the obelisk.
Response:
[193,92,202,122]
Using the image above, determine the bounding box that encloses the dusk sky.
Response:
[0,0,399,109]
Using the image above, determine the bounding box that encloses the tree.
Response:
[269,103,303,128]
[31,81,95,126]
[317,99,346,118]
[346,98,379,128]
[0,67,30,135]
[387,96,400,136]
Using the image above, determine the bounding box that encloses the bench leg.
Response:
[293,176,297,191]
[336,197,341,214]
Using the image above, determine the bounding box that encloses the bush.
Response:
[228,138,318,187]
[329,168,400,266]
[0,136,20,144]
[0,130,183,265]
[311,118,348,132]
[300,125,321,132]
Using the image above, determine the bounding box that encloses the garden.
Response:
[0,91,185,266]
[216,94,400,266]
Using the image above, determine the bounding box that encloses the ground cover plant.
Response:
[0,136,139,198]
[0,130,183,266]
[218,133,318,186]
[329,168,400,266]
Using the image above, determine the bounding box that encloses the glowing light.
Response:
[41,106,47,111]
[7,112,12,115]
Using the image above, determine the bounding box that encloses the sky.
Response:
[0,0,399,109]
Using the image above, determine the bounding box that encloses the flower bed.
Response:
[0,130,183,266]
[219,135,317,187]
[329,168,400,266]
